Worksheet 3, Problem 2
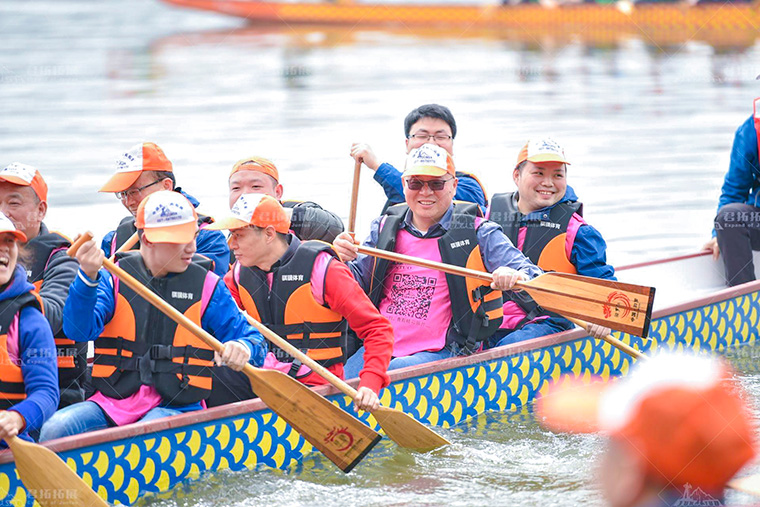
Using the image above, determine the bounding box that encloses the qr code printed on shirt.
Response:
[384,273,437,321]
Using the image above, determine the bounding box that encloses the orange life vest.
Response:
[0,292,42,410]
[93,252,217,405]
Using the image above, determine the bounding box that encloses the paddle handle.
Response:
[67,232,226,357]
[357,245,495,283]
[348,159,362,233]
[244,315,359,399]
[566,317,646,361]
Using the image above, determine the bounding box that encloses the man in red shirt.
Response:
[207,193,393,410]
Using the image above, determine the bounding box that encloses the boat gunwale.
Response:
[2,253,757,465]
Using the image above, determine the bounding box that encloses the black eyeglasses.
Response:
[405,177,453,191]
[407,133,453,142]
[114,179,162,200]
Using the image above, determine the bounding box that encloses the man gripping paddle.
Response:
[206,194,393,410]
[39,191,267,441]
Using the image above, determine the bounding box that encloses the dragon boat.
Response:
[159,0,760,49]
[0,250,757,506]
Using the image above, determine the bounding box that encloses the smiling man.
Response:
[0,163,84,408]
[485,138,615,346]
[334,143,544,374]
[350,104,488,212]
[99,142,230,276]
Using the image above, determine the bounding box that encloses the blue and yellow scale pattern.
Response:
[1,291,758,506]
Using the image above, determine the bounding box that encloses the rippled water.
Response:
[3,0,760,505]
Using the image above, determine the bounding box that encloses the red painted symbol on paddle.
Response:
[603,291,631,319]
[325,426,354,452]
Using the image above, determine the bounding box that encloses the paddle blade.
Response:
[245,367,382,473]
[372,406,450,451]
[521,272,655,338]
[7,437,108,506]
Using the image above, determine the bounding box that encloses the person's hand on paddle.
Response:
[73,234,105,281]
[703,237,720,260]
[353,386,380,412]
[333,232,359,262]
[214,341,251,371]
[350,143,381,171]
[585,323,612,340]
[0,410,25,441]
[491,267,528,291]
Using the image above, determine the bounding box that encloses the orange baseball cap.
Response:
[229,156,279,182]
[134,191,198,244]
[0,212,27,242]
[515,138,570,168]
[207,193,290,235]
[403,143,456,178]
[0,163,48,202]
[536,353,756,491]
[100,143,173,193]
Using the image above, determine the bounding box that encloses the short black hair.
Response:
[403,104,457,139]
[152,171,175,188]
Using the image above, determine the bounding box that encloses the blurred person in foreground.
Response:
[536,353,757,507]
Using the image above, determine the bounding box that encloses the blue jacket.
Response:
[374,162,487,210]
[100,190,230,277]
[63,265,267,410]
[713,114,760,235]
[3,266,59,439]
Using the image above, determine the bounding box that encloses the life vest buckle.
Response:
[149,345,175,361]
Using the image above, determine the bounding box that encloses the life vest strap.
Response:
[0,380,26,395]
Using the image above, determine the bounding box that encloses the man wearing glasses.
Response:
[99,143,230,276]
[334,144,544,373]
[350,104,488,212]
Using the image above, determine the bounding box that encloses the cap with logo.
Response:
[134,190,198,244]
[0,212,27,243]
[536,353,756,492]
[403,143,456,178]
[100,142,173,193]
[207,193,290,235]
[515,138,570,168]
[0,163,48,203]
[229,156,279,183]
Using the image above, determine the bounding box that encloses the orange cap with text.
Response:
[515,138,570,168]
[403,143,455,178]
[100,143,173,193]
[134,191,198,244]
[0,163,48,202]
[207,193,290,235]
[229,156,279,183]
[536,353,756,492]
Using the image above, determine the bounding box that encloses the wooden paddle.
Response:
[108,231,139,260]
[356,245,655,339]
[243,314,450,451]
[356,245,650,360]
[565,317,646,361]
[68,233,382,473]
[348,159,362,233]
[5,436,108,506]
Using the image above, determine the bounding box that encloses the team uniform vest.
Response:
[93,252,216,405]
[0,292,42,410]
[110,214,215,256]
[233,239,348,376]
[369,203,503,354]
[25,231,88,407]
[489,192,582,274]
